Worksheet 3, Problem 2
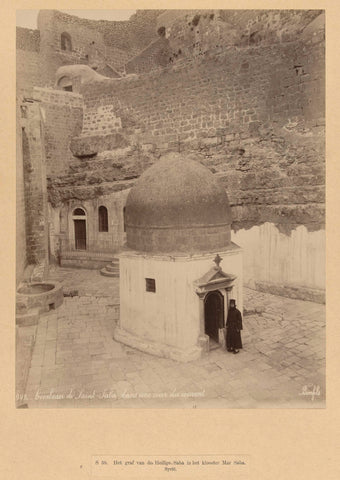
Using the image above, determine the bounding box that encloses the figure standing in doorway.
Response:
[226,299,243,354]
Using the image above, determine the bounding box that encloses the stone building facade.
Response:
[16,9,325,303]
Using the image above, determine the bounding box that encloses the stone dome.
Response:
[125,153,232,253]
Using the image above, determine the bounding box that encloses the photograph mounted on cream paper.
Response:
[15,9,325,408]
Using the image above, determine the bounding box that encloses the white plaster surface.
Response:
[117,245,243,361]
[232,223,325,291]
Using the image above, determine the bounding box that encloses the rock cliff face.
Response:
[47,125,324,234]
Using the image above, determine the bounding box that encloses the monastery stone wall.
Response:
[16,48,41,92]
[20,102,49,267]
[81,29,324,139]
[125,37,171,75]
[74,19,324,233]
[16,27,40,52]
[33,10,163,86]
[33,88,83,178]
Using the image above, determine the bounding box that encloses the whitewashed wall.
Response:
[119,246,243,356]
[232,223,325,291]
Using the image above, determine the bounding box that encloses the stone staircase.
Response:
[61,250,115,269]
[100,257,120,277]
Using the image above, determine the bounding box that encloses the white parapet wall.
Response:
[232,223,325,301]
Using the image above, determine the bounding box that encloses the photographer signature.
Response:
[299,384,321,401]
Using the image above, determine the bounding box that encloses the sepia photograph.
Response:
[15,8,325,409]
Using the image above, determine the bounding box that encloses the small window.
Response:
[145,278,156,293]
[73,208,85,216]
[61,32,72,51]
[98,206,108,232]
[157,26,166,37]
[63,85,73,92]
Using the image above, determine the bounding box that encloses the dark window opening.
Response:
[73,208,85,216]
[145,278,156,293]
[61,32,72,51]
[49,303,55,311]
[158,26,166,37]
[98,206,108,232]
[63,85,73,92]
[294,65,303,76]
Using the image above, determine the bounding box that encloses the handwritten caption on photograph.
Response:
[91,455,250,478]
[16,389,206,402]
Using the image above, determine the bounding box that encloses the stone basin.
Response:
[17,283,55,295]
[16,282,63,316]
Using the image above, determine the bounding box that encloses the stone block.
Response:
[70,133,129,157]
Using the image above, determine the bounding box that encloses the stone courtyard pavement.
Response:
[17,266,325,408]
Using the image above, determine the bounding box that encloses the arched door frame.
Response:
[195,269,236,353]
[204,290,225,343]
[71,206,88,251]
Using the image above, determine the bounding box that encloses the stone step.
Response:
[62,250,116,261]
[61,251,119,269]
[100,258,120,277]
[105,263,120,272]
[100,267,119,277]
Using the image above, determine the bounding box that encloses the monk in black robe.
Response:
[226,299,243,354]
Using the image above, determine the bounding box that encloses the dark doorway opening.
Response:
[74,219,86,250]
[204,290,224,343]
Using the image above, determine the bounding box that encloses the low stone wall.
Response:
[255,281,325,304]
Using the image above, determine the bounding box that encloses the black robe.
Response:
[226,307,243,350]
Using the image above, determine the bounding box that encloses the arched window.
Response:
[61,32,72,51]
[98,206,108,232]
[73,208,85,216]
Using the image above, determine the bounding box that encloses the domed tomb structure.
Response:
[125,154,232,253]
[115,153,243,362]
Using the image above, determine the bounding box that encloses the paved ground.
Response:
[18,266,325,408]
